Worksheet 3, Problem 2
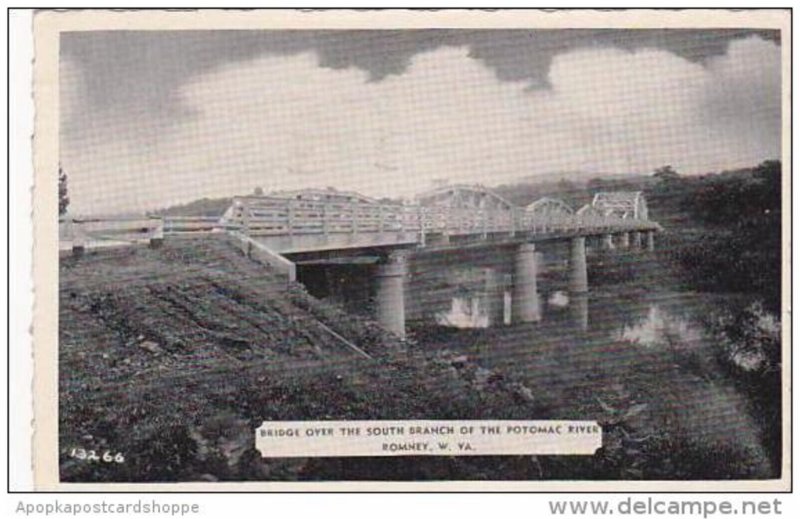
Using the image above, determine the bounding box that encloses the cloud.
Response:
[701,36,782,160]
[60,37,781,215]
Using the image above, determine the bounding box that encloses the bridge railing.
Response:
[231,196,417,236]
[229,196,657,240]
[162,216,233,235]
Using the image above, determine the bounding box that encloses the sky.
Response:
[60,29,782,215]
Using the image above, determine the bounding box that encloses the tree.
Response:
[653,165,680,182]
[58,166,69,216]
[253,186,264,196]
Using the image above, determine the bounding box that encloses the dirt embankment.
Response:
[59,236,771,482]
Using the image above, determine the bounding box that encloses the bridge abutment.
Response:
[570,236,589,293]
[375,251,408,339]
[512,243,541,323]
[647,230,655,251]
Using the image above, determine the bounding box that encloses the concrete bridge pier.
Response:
[375,251,408,339]
[603,234,616,250]
[619,232,630,249]
[512,243,541,323]
[571,292,589,331]
[632,231,643,249]
[570,236,589,293]
[647,230,656,251]
[483,268,506,326]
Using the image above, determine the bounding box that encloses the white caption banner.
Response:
[255,420,602,457]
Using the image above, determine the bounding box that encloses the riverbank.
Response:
[594,234,783,473]
[409,246,781,480]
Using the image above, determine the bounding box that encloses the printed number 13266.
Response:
[69,447,125,463]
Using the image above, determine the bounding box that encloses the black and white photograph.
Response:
[29,9,790,490]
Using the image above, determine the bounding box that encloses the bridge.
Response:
[61,185,662,339]
[220,185,658,253]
